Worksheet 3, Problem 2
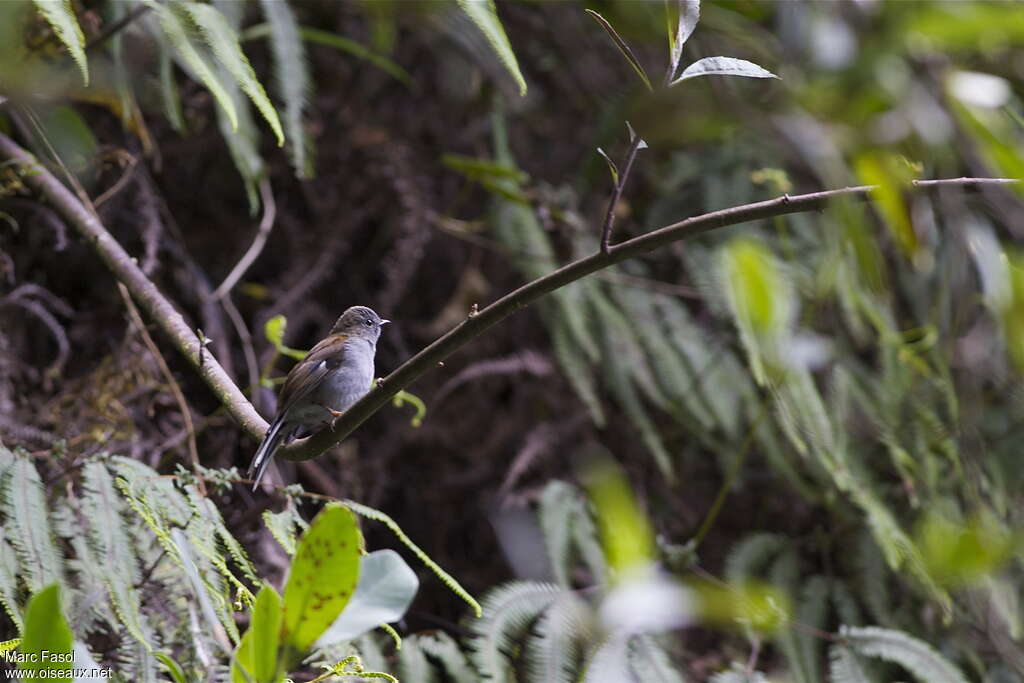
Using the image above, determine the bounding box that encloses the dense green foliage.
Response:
[2,0,1024,681]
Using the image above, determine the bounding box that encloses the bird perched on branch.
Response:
[248,306,389,490]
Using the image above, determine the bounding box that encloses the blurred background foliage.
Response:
[1,0,1024,681]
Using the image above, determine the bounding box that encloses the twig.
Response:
[0,133,267,439]
[210,178,276,301]
[85,4,152,53]
[1,129,1017,465]
[275,175,1022,463]
[599,130,645,254]
[119,283,206,496]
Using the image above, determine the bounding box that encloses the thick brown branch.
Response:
[0,134,269,440]
[1,131,1016,466]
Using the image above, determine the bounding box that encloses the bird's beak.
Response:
[381,319,391,325]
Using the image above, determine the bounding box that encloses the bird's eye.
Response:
[364,319,373,327]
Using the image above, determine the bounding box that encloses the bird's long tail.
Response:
[248,417,286,491]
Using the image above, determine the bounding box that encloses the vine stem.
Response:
[0,132,1017,464]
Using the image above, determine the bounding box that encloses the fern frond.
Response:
[344,499,481,617]
[724,533,786,584]
[524,593,592,683]
[397,635,440,683]
[469,581,566,680]
[2,454,62,592]
[828,644,874,683]
[181,2,283,145]
[840,625,968,683]
[31,0,88,85]
[262,500,306,556]
[154,3,238,131]
[538,481,578,587]
[582,633,632,683]
[627,635,686,683]
[416,631,477,682]
[0,532,23,632]
[258,0,312,177]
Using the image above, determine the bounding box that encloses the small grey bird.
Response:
[248,306,388,490]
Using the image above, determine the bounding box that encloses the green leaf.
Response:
[585,9,653,92]
[241,23,412,87]
[182,2,284,146]
[281,503,361,664]
[19,584,73,682]
[2,453,63,592]
[669,0,700,74]
[31,0,88,85]
[316,550,419,646]
[155,652,189,683]
[155,3,238,131]
[257,0,312,176]
[456,0,527,95]
[264,314,307,361]
[233,584,283,683]
[585,460,654,577]
[855,152,918,258]
[670,56,778,85]
[840,626,969,683]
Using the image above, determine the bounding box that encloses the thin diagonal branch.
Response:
[210,178,276,301]
[0,133,268,439]
[599,132,644,254]
[1,130,1016,466]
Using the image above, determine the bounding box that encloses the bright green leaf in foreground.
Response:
[233,584,284,683]
[855,151,919,259]
[281,504,361,666]
[917,514,1014,588]
[585,459,653,578]
[457,0,527,96]
[31,0,88,85]
[19,584,73,682]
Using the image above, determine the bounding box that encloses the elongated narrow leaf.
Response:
[232,584,283,683]
[183,2,284,145]
[281,504,361,663]
[31,0,88,85]
[156,4,238,130]
[258,0,312,176]
[457,0,527,95]
[19,584,73,682]
[585,10,653,92]
[670,0,700,72]
[671,56,777,85]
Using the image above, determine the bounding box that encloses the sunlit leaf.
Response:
[232,584,283,683]
[855,152,919,259]
[457,0,527,95]
[281,504,361,664]
[31,0,88,85]
[693,580,792,635]
[584,460,653,577]
[155,3,238,131]
[669,0,700,75]
[182,2,284,146]
[670,56,777,85]
[18,584,73,682]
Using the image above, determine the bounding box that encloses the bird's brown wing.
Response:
[276,333,348,416]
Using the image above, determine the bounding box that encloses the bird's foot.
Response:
[327,408,345,430]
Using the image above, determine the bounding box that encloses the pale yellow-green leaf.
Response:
[456,0,527,95]
[183,2,284,146]
[31,0,88,85]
